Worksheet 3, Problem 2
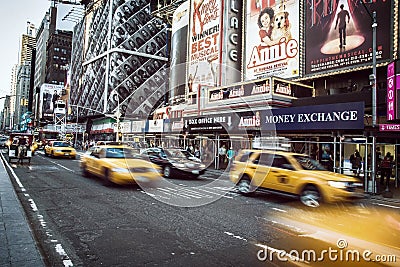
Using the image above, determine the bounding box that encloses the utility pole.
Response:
[360,0,378,194]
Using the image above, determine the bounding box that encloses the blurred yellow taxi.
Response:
[31,140,39,154]
[44,141,77,159]
[230,149,364,208]
[80,144,162,186]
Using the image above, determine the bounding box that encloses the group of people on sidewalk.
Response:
[218,145,235,170]
[350,148,396,190]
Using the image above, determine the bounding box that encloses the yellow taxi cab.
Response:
[230,149,364,207]
[44,141,77,159]
[31,140,39,154]
[80,144,162,186]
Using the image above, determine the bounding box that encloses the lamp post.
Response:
[74,105,79,148]
[360,1,377,194]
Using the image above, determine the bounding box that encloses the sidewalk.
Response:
[0,157,45,266]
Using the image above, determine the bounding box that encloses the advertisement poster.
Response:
[244,0,300,81]
[188,0,222,95]
[305,0,392,75]
[40,84,64,119]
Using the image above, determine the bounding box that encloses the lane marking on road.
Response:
[372,202,400,209]
[256,216,306,235]
[48,160,76,173]
[1,153,26,191]
[196,188,234,199]
[0,153,75,266]
[271,207,287,213]
[143,185,239,200]
[224,231,248,242]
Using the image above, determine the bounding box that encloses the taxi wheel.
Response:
[300,185,322,208]
[81,164,89,177]
[163,166,171,178]
[103,169,113,186]
[237,177,254,195]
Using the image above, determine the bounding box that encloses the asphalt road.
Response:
[2,150,399,267]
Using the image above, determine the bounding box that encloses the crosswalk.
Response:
[141,183,240,201]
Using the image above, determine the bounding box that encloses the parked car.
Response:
[80,144,162,185]
[180,149,201,162]
[0,136,8,148]
[44,141,77,159]
[230,149,364,208]
[141,148,206,178]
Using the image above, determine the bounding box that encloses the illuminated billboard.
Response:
[39,83,64,120]
[187,0,223,95]
[244,0,300,81]
[305,0,392,76]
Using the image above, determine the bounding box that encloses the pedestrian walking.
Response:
[218,145,227,169]
[350,150,362,177]
[226,147,235,171]
[380,152,393,188]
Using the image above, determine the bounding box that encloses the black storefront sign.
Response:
[182,102,364,133]
[208,78,273,102]
[261,102,365,131]
[183,111,261,132]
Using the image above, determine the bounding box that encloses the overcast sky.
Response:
[0,0,78,106]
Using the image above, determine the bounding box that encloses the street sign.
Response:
[379,124,400,131]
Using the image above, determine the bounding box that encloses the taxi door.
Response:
[250,153,275,189]
[266,154,298,193]
[86,147,103,176]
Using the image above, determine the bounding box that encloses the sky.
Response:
[0,0,78,107]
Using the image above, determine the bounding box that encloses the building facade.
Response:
[69,0,169,140]
[14,23,36,129]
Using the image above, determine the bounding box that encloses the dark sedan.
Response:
[140,148,206,178]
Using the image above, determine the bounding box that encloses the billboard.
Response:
[305,0,392,76]
[39,84,64,120]
[187,0,223,95]
[170,2,189,99]
[387,60,400,121]
[244,0,300,81]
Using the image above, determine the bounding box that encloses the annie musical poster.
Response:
[305,0,392,75]
[244,0,300,81]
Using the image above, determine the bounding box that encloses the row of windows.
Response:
[52,55,68,61]
[54,47,68,54]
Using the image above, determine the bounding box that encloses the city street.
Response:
[2,150,400,266]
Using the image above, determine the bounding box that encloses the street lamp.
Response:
[360,0,377,194]
[105,91,122,142]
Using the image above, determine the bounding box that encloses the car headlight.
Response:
[173,163,185,168]
[55,149,62,153]
[111,167,130,173]
[328,181,347,189]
